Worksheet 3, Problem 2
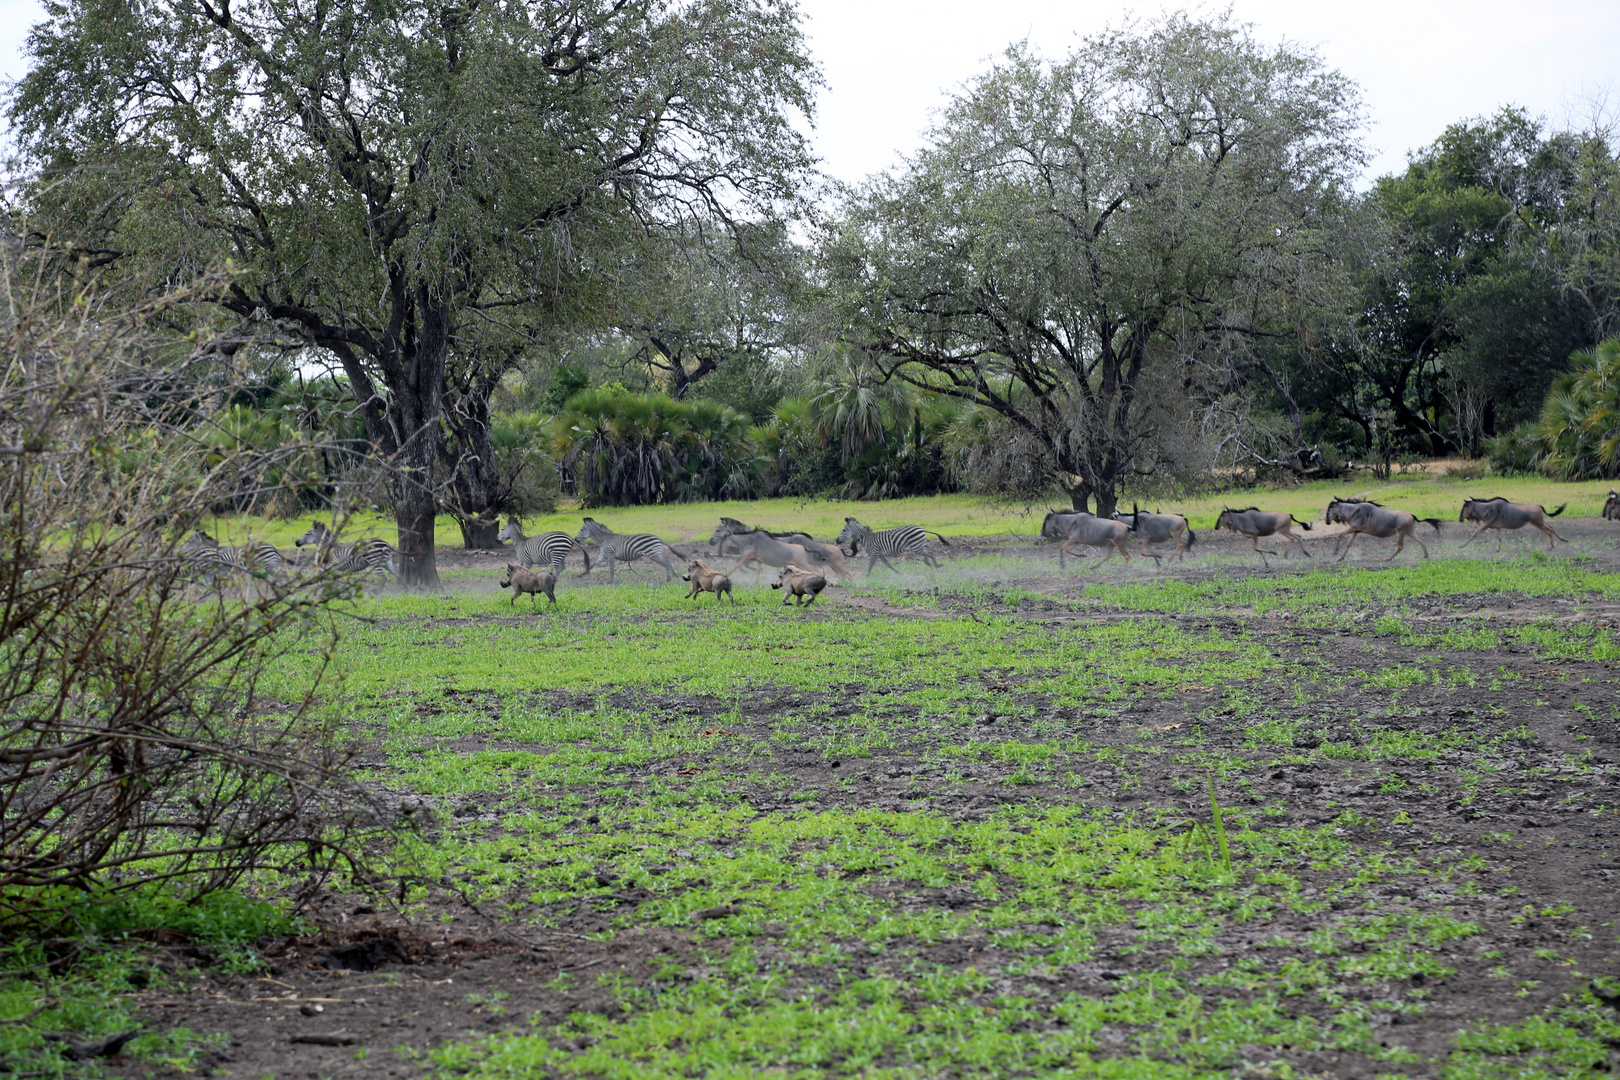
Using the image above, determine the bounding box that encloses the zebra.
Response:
[834,517,949,574]
[574,517,682,582]
[181,530,282,580]
[294,520,398,581]
[498,518,590,576]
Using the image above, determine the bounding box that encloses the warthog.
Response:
[683,559,735,603]
[1458,496,1567,550]
[1215,507,1312,562]
[1113,504,1196,561]
[499,563,557,607]
[1039,510,1132,568]
[1325,497,1442,561]
[713,518,854,582]
[1603,490,1619,522]
[771,566,826,606]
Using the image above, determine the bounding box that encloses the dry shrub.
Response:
[0,249,380,930]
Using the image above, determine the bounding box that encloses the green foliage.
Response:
[1527,337,1620,480]
[553,388,764,505]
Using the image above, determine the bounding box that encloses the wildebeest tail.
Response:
[1186,526,1197,546]
[924,530,952,547]
[1421,518,1443,532]
[1290,514,1313,530]
[1546,503,1567,518]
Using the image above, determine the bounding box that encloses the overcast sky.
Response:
[3,0,1616,187]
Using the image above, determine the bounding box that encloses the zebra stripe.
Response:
[498,519,589,576]
[295,522,397,581]
[575,517,679,582]
[834,518,946,574]
[182,531,282,579]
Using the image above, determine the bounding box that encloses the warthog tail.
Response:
[924,530,952,547]
[1546,503,1568,518]
[1421,518,1443,532]
[1290,514,1313,530]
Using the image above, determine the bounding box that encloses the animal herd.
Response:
[179,488,1620,604]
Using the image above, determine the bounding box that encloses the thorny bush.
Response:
[0,248,381,933]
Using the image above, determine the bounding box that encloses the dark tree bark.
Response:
[442,366,507,550]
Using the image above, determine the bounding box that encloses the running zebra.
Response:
[498,518,590,576]
[574,517,681,582]
[834,517,949,574]
[294,521,397,581]
[181,530,282,580]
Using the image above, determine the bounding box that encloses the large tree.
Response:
[823,12,1365,514]
[10,0,817,584]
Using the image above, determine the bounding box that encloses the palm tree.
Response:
[808,354,912,466]
[1532,338,1620,479]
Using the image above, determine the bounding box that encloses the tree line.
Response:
[6,3,1618,584]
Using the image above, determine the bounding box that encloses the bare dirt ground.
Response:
[112,518,1620,1079]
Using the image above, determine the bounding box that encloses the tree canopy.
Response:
[10,0,818,583]
[822,12,1366,514]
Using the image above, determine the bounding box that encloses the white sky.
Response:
[3,0,1616,187]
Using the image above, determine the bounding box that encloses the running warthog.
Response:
[1113,504,1195,561]
[1458,496,1567,550]
[682,560,734,604]
[771,566,825,606]
[1215,507,1312,562]
[500,563,556,607]
[1325,497,1442,561]
[1039,510,1133,568]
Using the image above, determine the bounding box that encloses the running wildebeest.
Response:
[716,518,854,580]
[1039,510,1133,568]
[1603,489,1619,522]
[1458,496,1567,550]
[1324,497,1443,561]
[1214,507,1312,563]
[710,520,852,582]
[1113,504,1196,561]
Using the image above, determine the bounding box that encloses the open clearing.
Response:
[116,519,1620,1079]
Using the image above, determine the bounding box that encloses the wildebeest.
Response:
[1039,510,1133,568]
[1603,489,1619,522]
[710,520,852,582]
[1324,497,1442,561]
[682,560,735,604]
[499,563,557,607]
[1458,496,1567,550]
[1113,504,1196,561]
[771,565,826,606]
[1214,507,1312,562]
[715,517,854,580]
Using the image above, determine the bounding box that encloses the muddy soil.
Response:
[112,519,1620,1079]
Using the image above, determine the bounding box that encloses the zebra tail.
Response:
[666,543,688,559]
[924,530,952,547]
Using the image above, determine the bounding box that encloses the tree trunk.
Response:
[1093,485,1118,518]
[458,515,502,549]
[389,299,448,590]
[1068,480,1093,513]
[442,368,506,549]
